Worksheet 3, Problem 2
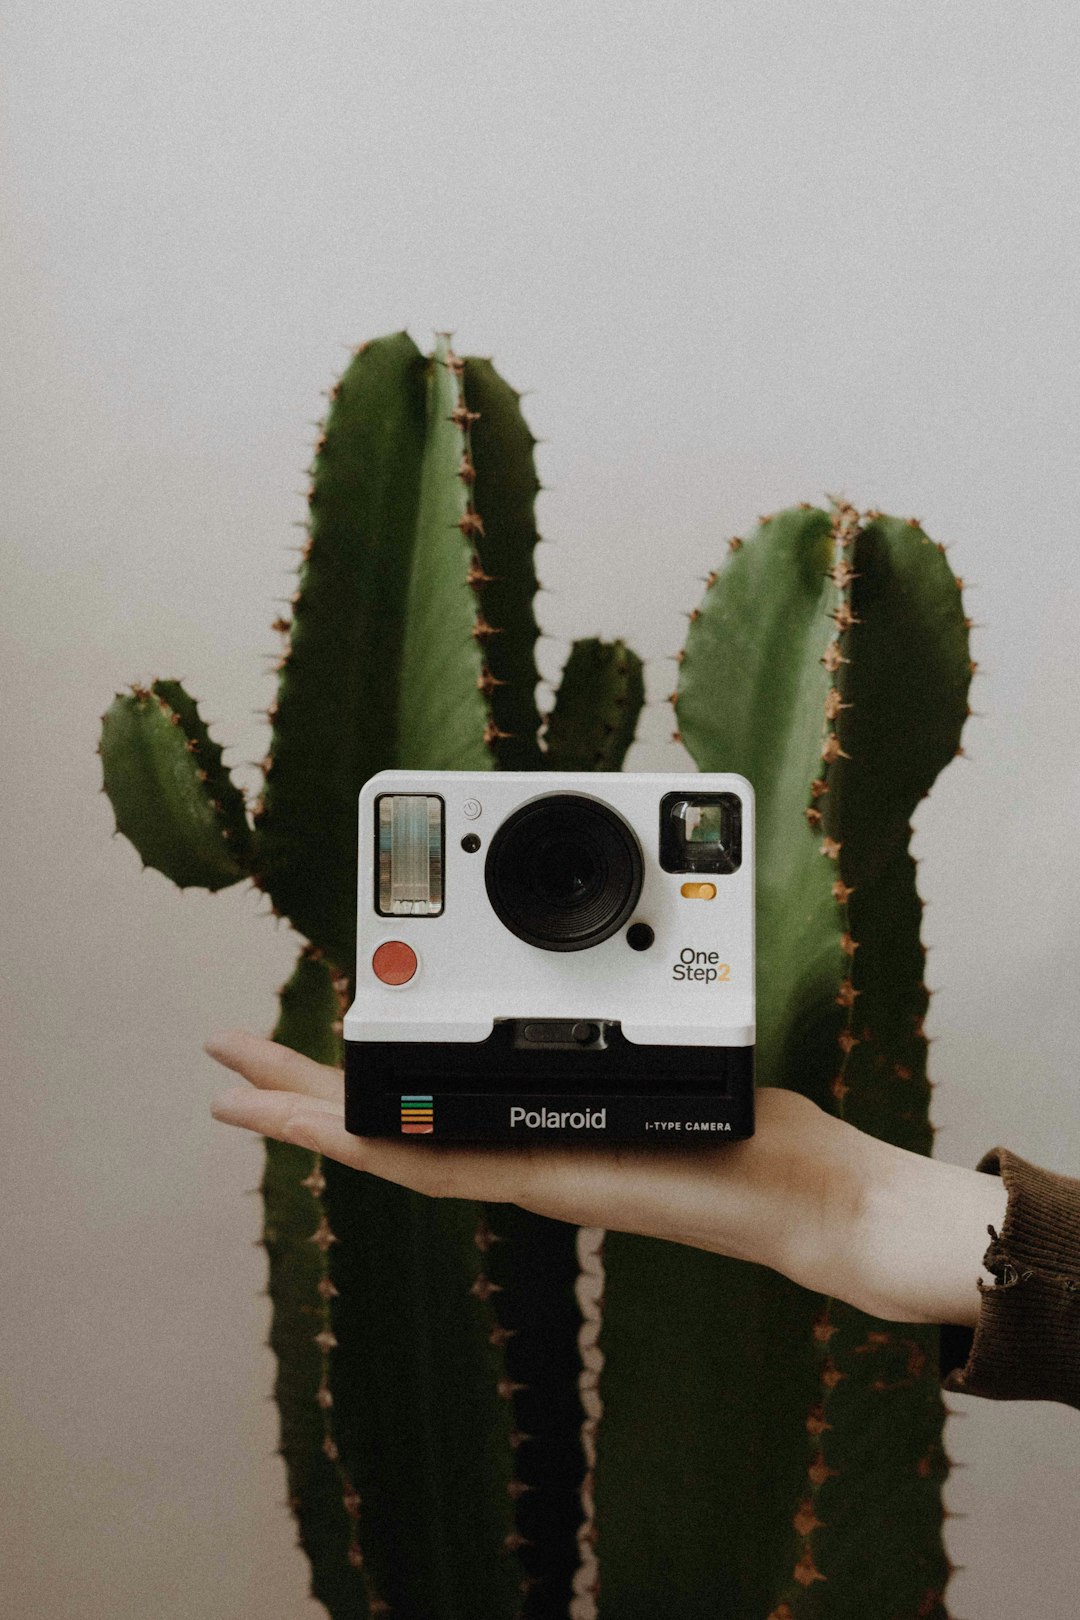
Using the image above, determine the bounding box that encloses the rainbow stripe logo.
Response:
[400,1095,434,1134]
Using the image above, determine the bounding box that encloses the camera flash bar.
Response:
[376,794,444,916]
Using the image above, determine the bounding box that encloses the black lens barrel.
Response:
[484,794,643,952]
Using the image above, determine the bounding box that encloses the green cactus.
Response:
[593,504,968,1619]
[100,330,972,1616]
[542,637,646,773]
[99,330,641,1617]
[100,678,251,888]
[262,949,369,1612]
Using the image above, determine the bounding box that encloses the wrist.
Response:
[848,1137,1009,1326]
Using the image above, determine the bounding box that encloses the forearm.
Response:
[837,1133,1009,1327]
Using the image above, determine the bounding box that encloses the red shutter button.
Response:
[372,940,417,985]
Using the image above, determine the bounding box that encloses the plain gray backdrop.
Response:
[3,2,1079,1615]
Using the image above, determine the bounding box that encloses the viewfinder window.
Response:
[659,792,742,875]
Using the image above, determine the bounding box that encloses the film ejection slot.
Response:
[515,1019,609,1050]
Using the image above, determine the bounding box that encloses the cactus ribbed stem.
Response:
[263,949,375,1616]
[462,356,546,771]
[542,639,644,773]
[596,505,969,1618]
[99,680,250,889]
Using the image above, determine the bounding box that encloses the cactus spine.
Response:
[100,335,972,1615]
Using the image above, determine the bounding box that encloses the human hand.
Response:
[207,1029,1006,1329]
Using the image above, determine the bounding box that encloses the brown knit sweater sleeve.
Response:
[938,1146,1080,1409]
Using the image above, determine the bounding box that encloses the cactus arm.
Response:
[257,331,492,968]
[832,514,972,1154]
[842,515,971,844]
[596,506,968,1617]
[542,638,645,772]
[262,950,372,1617]
[470,649,645,1613]
[254,332,560,1615]
[676,508,838,1097]
[269,956,529,1619]
[256,326,426,964]
[99,681,250,890]
[397,336,494,771]
[469,632,643,1610]
[150,678,255,867]
[482,1207,587,1618]
[462,357,545,770]
[771,515,969,1619]
[321,1160,521,1618]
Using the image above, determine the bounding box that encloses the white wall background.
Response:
[3,3,1079,1615]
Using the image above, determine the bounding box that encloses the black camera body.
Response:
[343,770,755,1143]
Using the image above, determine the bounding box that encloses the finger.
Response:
[211,1083,546,1204]
[204,1029,343,1103]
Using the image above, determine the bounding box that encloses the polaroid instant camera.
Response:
[343,771,754,1143]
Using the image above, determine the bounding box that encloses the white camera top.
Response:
[345,769,753,1047]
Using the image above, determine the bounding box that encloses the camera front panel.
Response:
[344,770,755,1143]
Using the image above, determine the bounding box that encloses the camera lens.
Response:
[527,838,597,905]
[485,794,644,951]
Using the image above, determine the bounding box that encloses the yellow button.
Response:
[680,881,717,900]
